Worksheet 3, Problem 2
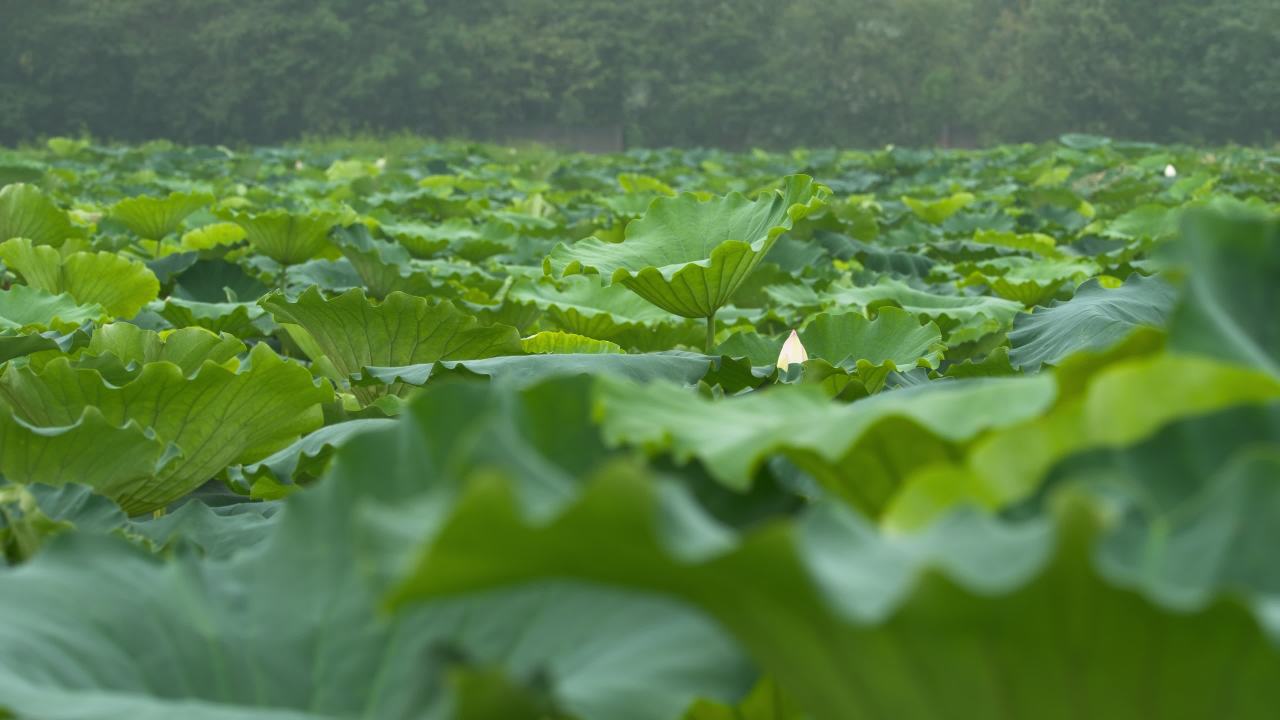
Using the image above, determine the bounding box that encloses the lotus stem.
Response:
[705,311,716,354]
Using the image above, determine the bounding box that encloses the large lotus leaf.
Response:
[357,351,756,392]
[0,482,279,563]
[798,307,945,388]
[0,237,160,318]
[378,220,451,258]
[0,183,80,246]
[0,538,746,720]
[714,331,786,366]
[596,374,1055,513]
[108,191,214,240]
[521,331,623,355]
[970,229,1060,257]
[1009,273,1178,370]
[0,324,90,363]
[1165,206,1280,377]
[393,466,1280,720]
[508,275,680,336]
[1102,204,1181,241]
[261,287,522,405]
[128,497,281,559]
[1042,402,1280,610]
[171,258,270,303]
[179,221,247,251]
[0,284,105,333]
[0,164,43,186]
[545,175,827,318]
[769,278,1021,332]
[504,272,701,348]
[329,223,458,300]
[229,418,397,490]
[157,297,273,338]
[957,257,1099,306]
[966,353,1280,510]
[0,343,332,514]
[684,678,804,720]
[0,377,750,719]
[41,322,245,381]
[0,408,172,511]
[225,209,341,265]
[1,481,127,562]
[901,191,975,224]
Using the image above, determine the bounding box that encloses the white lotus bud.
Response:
[777,330,809,369]
[1164,164,1177,178]
[374,157,387,171]
[294,160,305,171]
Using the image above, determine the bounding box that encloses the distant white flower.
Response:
[777,330,809,369]
[294,160,305,171]
[374,157,387,171]
[1164,164,1177,178]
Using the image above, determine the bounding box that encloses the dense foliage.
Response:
[0,135,1278,718]
[2,0,1278,148]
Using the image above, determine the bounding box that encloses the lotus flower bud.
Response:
[777,330,808,369]
[1164,164,1177,178]
[375,157,387,171]
[294,160,305,171]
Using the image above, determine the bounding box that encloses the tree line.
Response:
[1,0,1276,149]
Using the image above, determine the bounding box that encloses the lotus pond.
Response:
[0,137,1278,718]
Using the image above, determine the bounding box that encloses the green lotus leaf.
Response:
[156,297,273,338]
[0,284,105,333]
[1039,402,1280,610]
[261,287,522,405]
[0,408,173,513]
[966,353,1280,511]
[685,678,803,720]
[127,496,281,559]
[0,164,43,186]
[521,331,623,355]
[179,221,247,251]
[0,482,279,564]
[1009,273,1177,370]
[378,220,452,258]
[356,351,750,392]
[596,374,1055,513]
[0,534,746,720]
[224,208,341,265]
[1,482,128,562]
[714,330,786,366]
[108,191,214,240]
[42,322,246,381]
[171,258,270,303]
[0,237,160,318]
[901,191,975,224]
[510,274,677,329]
[0,324,91,363]
[1102,204,1181,241]
[0,343,332,514]
[393,463,1280,720]
[1166,205,1280,377]
[230,418,397,490]
[329,223,460,299]
[957,256,1099,306]
[799,307,945,386]
[0,183,80,247]
[971,229,1060,257]
[719,309,945,393]
[545,175,828,322]
[508,275,701,351]
[768,278,1022,333]
[0,378,750,719]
